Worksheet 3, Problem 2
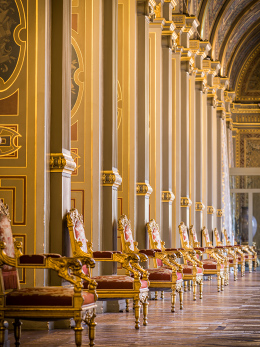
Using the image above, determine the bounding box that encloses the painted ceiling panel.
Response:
[223,4,260,75]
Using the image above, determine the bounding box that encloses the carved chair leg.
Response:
[126,299,130,312]
[171,286,177,312]
[234,265,238,281]
[155,291,158,300]
[134,298,140,329]
[249,260,253,273]
[13,319,22,347]
[184,281,187,292]
[0,320,6,347]
[192,280,197,301]
[225,266,229,285]
[179,287,183,310]
[161,291,164,299]
[199,279,203,299]
[217,275,221,292]
[188,280,191,291]
[88,309,96,347]
[74,318,83,347]
[142,297,148,326]
[221,275,224,291]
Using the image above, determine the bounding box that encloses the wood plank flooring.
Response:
[7,270,260,346]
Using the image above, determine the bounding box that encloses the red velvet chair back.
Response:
[0,201,19,290]
[118,215,136,253]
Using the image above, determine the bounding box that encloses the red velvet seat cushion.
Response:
[182,265,203,274]
[6,287,95,307]
[147,268,182,281]
[84,275,148,290]
[203,261,224,270]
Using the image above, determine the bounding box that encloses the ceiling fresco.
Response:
[198,0,260,101]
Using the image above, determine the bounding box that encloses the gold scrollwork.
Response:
[161,191,175,202]
[180,197,192,207]
[216,209,224,217]
[207,206,216,215]
[136,183,153,196]
[0,126,21,157]
[49,153,76,174]
[195,202,205,211]
[101,170,122,188]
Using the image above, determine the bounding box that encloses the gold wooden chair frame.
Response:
[188,225,230,288]
[213,228,245,277]
[222,229,254,274]
[67,209,149,329]
[146,220,203,301]
[118,215,183,312]
[0,202,97,347]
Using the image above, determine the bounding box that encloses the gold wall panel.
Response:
[71,189,85,221]
[0,90,19,115]
[236,130,260,167]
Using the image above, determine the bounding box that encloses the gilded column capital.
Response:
[216,209,224,217]
[181,49,194,73]
[101,170,122,188]
[49,153,76,175]
[207,206,216,215]
[136,182,153,197]
[195,202,205,212]
[137,0,155,18]
[207,87,217,107]
[161,191,175,202]
[180,197,192,207]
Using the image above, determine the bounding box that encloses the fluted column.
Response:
[160,2,176,246]
[136,0,152,249]
[49,0,74,285]
[101,0,121,274]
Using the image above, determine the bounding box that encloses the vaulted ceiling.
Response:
[193,0,260,103]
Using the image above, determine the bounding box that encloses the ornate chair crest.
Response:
[0,200,97,347]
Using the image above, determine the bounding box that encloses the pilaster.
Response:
[49,0,72,285]
[101,0,120,274]
[136,0,154,249]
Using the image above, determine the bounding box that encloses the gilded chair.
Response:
[146,220,203,301]
[118,215,183,312]
[189,225,231,286]
[67,209,149,329]
[0,201,97,347]
[213,228,246,277]
[222,229,254,274]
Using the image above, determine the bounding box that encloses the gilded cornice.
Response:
[207,87,217,107]
[195,202,205,212]
[161,191,175,202]
[180,197,192,207]
[102,170,122,188]
[136,182,153,196]
[49,153,76,175]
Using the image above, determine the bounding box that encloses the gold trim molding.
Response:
[180,197,192,207]
[216,209,224,217]
[161,191,175,202]
[207,206,216,215]
[102,170,122,188]
[49,153,76,175]
[195,202,205,212]
[136,183,153,197]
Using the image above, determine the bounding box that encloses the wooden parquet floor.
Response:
[7,270,260,346]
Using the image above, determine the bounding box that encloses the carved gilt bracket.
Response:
[136,183,153,197]
[101,170,122,188]
[49,153,76,175]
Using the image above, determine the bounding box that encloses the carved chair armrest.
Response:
[93,251,121,260]
[155,252,178,273]
[194,247,206,252]
[139,249,157,258]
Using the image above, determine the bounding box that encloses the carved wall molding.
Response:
[161,191,175,202]
[136,182,153,196]
[180,197,192,207]
[49,153,76,175]
[101,170,122,189]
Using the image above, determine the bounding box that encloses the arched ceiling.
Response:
[195,0,260,103]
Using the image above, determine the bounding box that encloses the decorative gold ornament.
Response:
[217,209,224,217]
[207,206,216,214]
[101,170,122,188]
[136,183,153,196]
[49,153,76,175]
[195,202,205,211]
[161,191,175,202]
[180,197,192,207]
